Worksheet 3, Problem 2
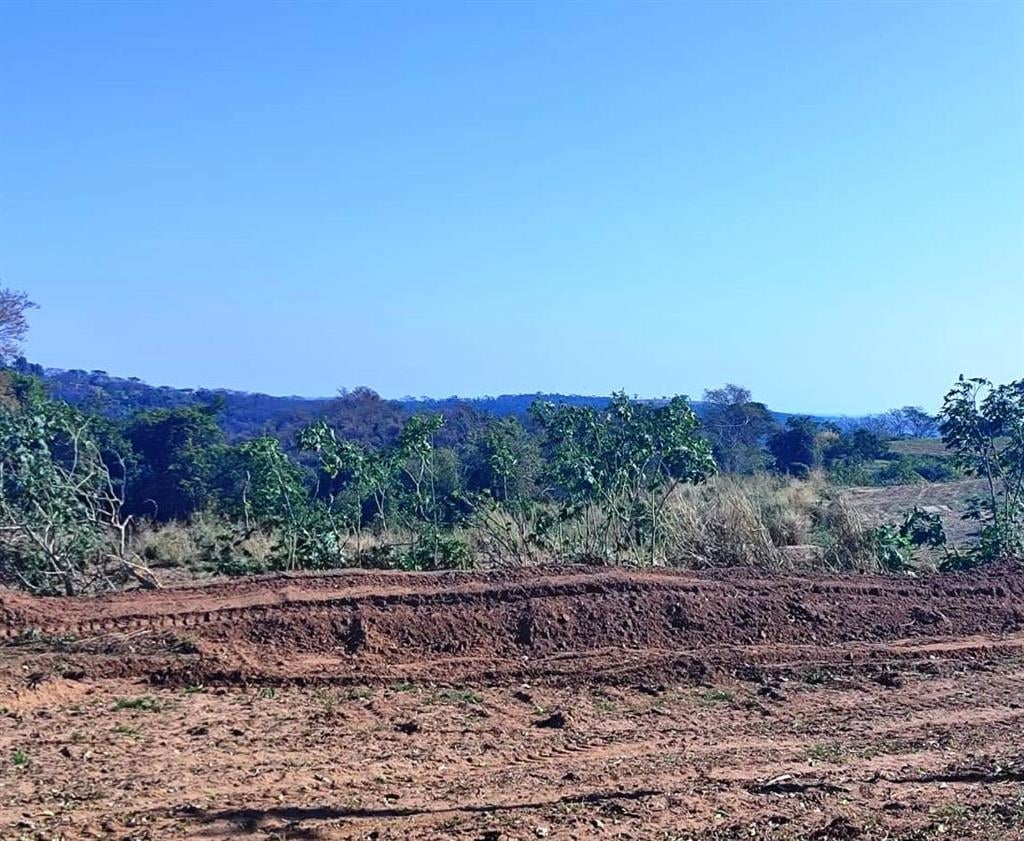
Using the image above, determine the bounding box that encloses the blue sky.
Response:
[1,0,1021,414]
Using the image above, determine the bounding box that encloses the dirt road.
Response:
[2,566,1023,839]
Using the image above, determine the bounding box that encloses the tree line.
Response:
[0,287,1019,594]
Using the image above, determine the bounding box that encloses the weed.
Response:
[168,634,199,654]
[698,688,736,706]
[433,689,481,705]
[259,687,276,700]
[317,690,340,715]
[114,724,141,737]
[803,668,835,686]
[929,803,970,821]
[12,749,29,767]
[805,743,845,764]
[14,627,77,649]
[346,686,372,701]
[594,698,617,713]
[112,696,162,712]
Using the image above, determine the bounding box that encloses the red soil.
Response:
[2,565,1023,839]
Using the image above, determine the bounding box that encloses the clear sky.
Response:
[1,0,1021,414]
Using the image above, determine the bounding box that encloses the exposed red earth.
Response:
[2,565,1023,839]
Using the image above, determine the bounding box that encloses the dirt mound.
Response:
[3,565,1024,687]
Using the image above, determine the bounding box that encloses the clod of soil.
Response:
[533,710,568,729]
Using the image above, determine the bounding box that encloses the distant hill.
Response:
[397,394,837,428]
[16,362,848,441]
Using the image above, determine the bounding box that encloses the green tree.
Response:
[701,384,779,473]
[531,392,716,562]
[939,376,1024,564]
[462,417,548,565]
[0,394,152,594]
[769,417,822,475]
[299,413,468,568]
[123,404,225,520]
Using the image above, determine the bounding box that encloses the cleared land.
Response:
[843,477,987,547]
[2,566,1024,840]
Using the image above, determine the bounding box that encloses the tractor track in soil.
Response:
[2,564,1024,686]
[3,565,1024,839]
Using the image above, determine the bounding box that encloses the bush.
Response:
[904,455,958,483]
[132,521,198,568]
[816,499,947,573]
[873,458,924,486]
[402,529,473,571]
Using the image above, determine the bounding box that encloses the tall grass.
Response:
[125,472,916,577]
[661,473,821,568]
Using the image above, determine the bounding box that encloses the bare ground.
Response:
[2,565,1023,840]
[842,478,988,547]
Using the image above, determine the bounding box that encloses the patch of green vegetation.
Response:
[317,690,340,715]
[258,687,276,700]
[929,803,970,821]
[14,627,78,649]
[112,696,163,712]
[12,749,29,767]
[802,668,835,686]
[594,698,617,713]
[346,686,372,701]
[805,743,845,764]
[698,687,736,707]
[113,724,141,737]
[432,689,482,705]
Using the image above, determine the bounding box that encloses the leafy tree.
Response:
[0,393,153,594]
[463,417,540,502]
[216,437,308,529]
[861,406,939,439]
[123,404,225,520]
[299,412,469,568]
[531,392,716,562]
[304,387,408,449]
[701,384,779,473]
[299,419,396,534]
[899,406,939,439]
[822,427,891,468]
[462,417,548,564]
[0,287,36,363]
[939,376,1024,564]
[769,417,822,475]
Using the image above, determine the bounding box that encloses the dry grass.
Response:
[661,473,824,568]
[131,516,276,570]
[127,473,982,579]
[888,439,949,457]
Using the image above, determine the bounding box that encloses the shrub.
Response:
[817,499,947,573]
[939,376,1024,562]
[132,521,198,568]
